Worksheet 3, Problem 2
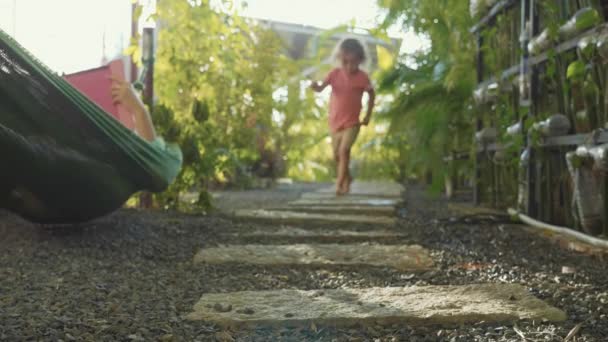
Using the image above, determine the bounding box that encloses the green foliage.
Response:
[376,0,475,190]
[140,0,344,208]
[150,0,298,208]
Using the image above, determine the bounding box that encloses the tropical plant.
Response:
[148,0,298,208]
[375,0,476,191]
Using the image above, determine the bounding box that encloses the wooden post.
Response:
[139,27,156,209]
[601,0,608,21]
[474,32,484,205]
[142,28,155,106]
[524,0,541,218]
[130,2,139,83]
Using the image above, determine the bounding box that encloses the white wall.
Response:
[0,0,16,36]
[0,0,132,74]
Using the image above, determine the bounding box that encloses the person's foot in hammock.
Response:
[7,186,50,218]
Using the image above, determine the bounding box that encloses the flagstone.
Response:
[193,244,433,271]
[234,209,396,225]
[315,181,404,198]
[270,205,395,216]
[186,284,567,327]
[237,226,405,239]
[288,198,401,207]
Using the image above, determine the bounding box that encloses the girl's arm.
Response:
[310,80,329,93]
[311,69,335,92]
[110,76,157,142]
[361,87,375,126]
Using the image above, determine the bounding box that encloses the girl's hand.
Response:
[110,76,144,113]
[361,115,371,126]
[309,81,322,92]
[309,81,318,90]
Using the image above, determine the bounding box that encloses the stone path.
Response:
[235,226,405,239]
[190,181,566,328]
[234,209,396,225]
[187,284,566,327]
[193,244,434,270]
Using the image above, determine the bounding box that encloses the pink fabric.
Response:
[325,68,372,133]
[64,60,135,130]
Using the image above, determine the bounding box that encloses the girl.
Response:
[311,38,375,195]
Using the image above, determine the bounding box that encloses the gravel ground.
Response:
[0,183,607,341]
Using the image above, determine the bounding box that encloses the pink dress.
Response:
[325,68,372,133]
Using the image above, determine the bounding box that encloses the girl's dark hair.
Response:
[339,38,366,61]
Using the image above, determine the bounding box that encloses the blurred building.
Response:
[257,18,402,78]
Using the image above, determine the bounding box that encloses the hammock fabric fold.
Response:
[0,29,182,224]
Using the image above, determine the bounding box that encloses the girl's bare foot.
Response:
[336,182,345,196]
[339,175,352,195]
[345,175,353,194]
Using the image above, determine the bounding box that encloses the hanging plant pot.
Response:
[559,21,577,40]
[499,79,514,94]
[506,121,523,136]
[485,82,499,102]
[513,74,531,99]
[578,36,598,63]
[559,7,601,40]
[532,114,571,137]
[566,150,603,236]
[567,60,587,82]
[475,127,498,145]
[473,87,486,105]
[494,145,507,161]
[473,82,499,105]
[575,110,592,133]
[485,0,498,7]
[517,148,530,211]
[528,29,552,55]
[596,32,608,61]
[469,0,486,18]
[574,8,601,31]
[582,77,600,128]
[586,144,608,171]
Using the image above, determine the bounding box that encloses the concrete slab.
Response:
[186,284,567,327]
[300,193,399,201]
[316,181,404,198]
[289,198,401,207]
[193,244,433,271]
[270,205,395,216]
[237,226,406,239]
[234,209,396,225]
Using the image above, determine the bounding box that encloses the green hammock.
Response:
[0,29,182,224]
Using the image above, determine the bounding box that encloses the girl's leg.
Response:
[331,131,345,195]
[338,126,359,194]
[337,145,350,195]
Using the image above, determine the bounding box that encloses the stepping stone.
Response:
[270,205,395,216]
[193,244,433,271]
[234,209,396,225]
[289,198,401,207]
[316,181,404,198]
[237,226,406,239]
[300,193,397,200]
[186,284,567,326]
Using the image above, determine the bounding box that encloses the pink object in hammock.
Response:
[64,59,135,130]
